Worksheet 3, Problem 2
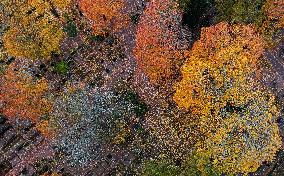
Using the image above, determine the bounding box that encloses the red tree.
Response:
[133,0,185,85]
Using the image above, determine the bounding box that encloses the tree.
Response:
[193,91,281,174]
[174,22,264,111]
[215,0,284,46]
[1,0,70,60]
[48,87,145,166]
[0,60,52,123]
[263,0,284,29]
[78,0,129,36]
[174,22,282,174]
[142,154,221,176]
[260,0,284,45]
[215,0,266,25]
[133,0,185,85]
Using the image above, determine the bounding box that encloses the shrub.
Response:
[53,60,69,74]
[63,19,78,37]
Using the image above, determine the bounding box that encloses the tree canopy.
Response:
[133,0,185,85]
[78,0,128,36]
[174,22,282,174]
[1,0,70,60]
[0,60,52,123]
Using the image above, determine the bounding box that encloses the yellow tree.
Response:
[174,22,282,174]
[1,0,70,60]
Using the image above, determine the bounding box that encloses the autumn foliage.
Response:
[79,0,128,35]
[214,0,284,46]
[263,0,284,29]
[174,22,281,174]
[1,0,69,60]
[174,22,264,110]
[133,0,184,85]
[0,0,283,174]
[0,61,52,123]
[215,0,266,24]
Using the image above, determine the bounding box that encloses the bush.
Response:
[53,60,69,74]
[64,20,78,37]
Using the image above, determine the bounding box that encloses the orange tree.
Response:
[174,22,282,174]
[1,0,71,60]
[78,0,128,36]
[0,60,52,123]
[133,0,185,85]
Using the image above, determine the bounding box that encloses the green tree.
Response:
[215,0,266,25]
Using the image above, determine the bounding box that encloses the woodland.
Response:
[0,0,284,175]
